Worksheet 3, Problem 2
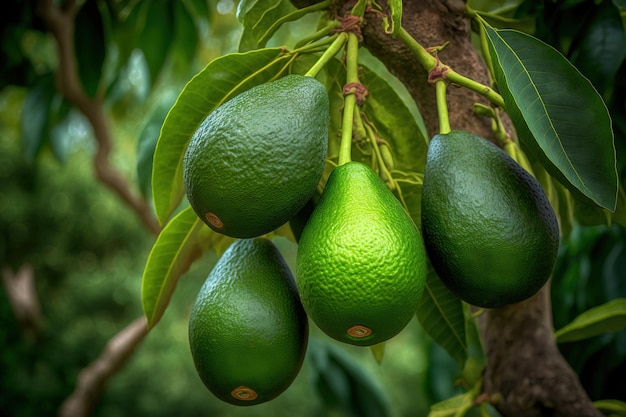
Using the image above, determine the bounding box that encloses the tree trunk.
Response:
[332,1,602,415]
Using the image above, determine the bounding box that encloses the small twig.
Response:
[37,0,160,235]
[58,316,149,417]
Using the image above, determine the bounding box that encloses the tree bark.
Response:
[332,1,602,415]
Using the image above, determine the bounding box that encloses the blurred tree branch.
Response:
[34,1,158,416]
[1,265,43,338]
[58,316,150,417]
[36,0,160,235]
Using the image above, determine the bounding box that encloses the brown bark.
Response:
[36,0,161,236]
[333,1,602,416]
[58,317,149,417]
[1,265,43,337]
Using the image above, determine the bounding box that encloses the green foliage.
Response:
[3,0,626,415]
[555,298,626,343]
[141,207,219,329]
[74,0,108,97]
[151,48,286,225]
[416,269,467,368]
[485,27,618,211]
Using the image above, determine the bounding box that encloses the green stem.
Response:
[396,26,505,109]
[304,32,348,78]
[435,80,451,134]
[445,69,505,108]
[258,0,332,47]
[294,20,341,49]
[337,32,360,166]
[396,27,437,71]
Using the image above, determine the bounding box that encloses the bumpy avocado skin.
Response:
[421,131,560,308]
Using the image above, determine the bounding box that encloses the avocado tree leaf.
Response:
[359,62,429,173]
[416,269,467,368]
[141,207,225,329]
[238,0,295,52]
[428,391,474,417]
[383,0,402,35]
[21,74,56,161]
[74,0,108,97]
[555,298,626,343]
[136,0,174,86]
[485,27,618,211]
[136,92,178,199]
[568,0,625,96]
[170,0,199,77]
[152,47,289,225]
[593,399,626,416]
[308,338,392,417]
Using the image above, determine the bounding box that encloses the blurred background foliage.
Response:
[1,0,625,416]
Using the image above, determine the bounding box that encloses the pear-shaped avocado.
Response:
[188,238,308,406]
[183,75,329,238]
[421,130,560,308]
[296,162,427,346]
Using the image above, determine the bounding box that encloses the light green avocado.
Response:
[296,162,427,346]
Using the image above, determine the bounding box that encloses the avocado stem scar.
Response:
[347,325,372,338]
[231,386,258,401]
[205,212,223,228]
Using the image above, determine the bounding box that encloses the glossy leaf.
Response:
[141,207,222,329]
[152,48,288,225]
[238,0,294,52]
[555,298,626,343]
[416,268,467,368]
[485,27,618,211]
[21,75,55,161]
[74,0,107,97]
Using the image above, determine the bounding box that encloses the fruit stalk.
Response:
[435,80,451,134]
[304,32,348,78]
[396,27,505,109]
[338,31,361,166]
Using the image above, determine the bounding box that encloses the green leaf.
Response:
[359,62,429,173]
[416,268,467,368]
[386,0,402,36]
[485,27,618,211]
[74,0,107,97]
[568,0,625,95]
[555,298,626,343]
[136,0,174,86]
[136,92,178,199]
[21,74,55,161]
[593,399,626,417]
[171,0,199,76]
[428,392,474,417]
[308,338,391,417]
[141,207,220,329]
[238,0,295,52]
[152,48,288,225]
